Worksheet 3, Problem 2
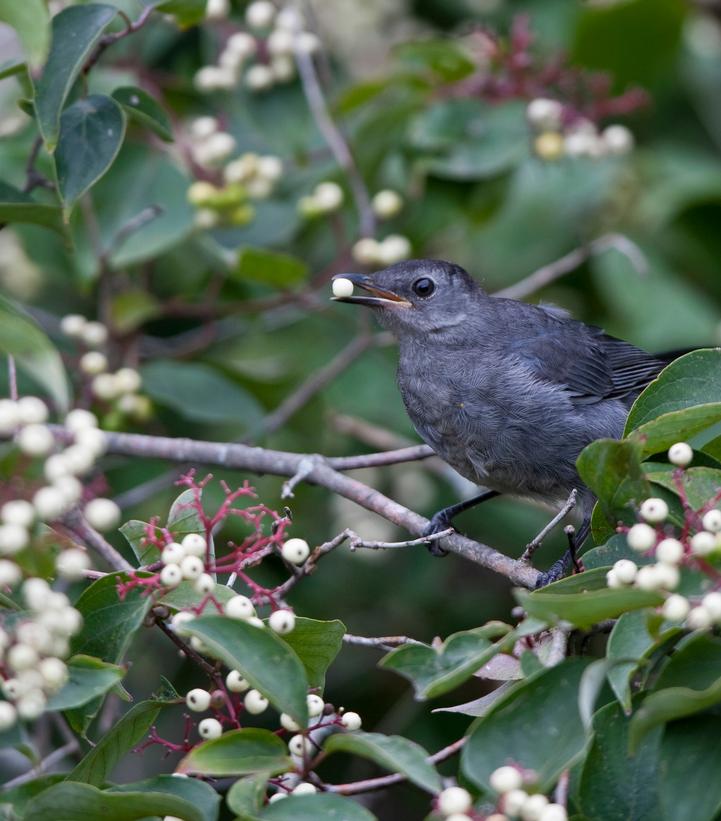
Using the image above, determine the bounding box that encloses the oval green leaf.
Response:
[109,774,221,821]
[323,731,441,793]
[178,728,291,777]
[112,85,173,141]
[185,616,309,725]
[45,654,125,712]
[280,617,345,690]
[261,793,376,821]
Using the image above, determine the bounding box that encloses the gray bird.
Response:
[332,259,673,585]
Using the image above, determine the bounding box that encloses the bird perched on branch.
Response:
[331,259,673,586]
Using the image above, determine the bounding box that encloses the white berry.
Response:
[280,712,301,731]
[180,555,205,580]
[160,564,183,588]
[16,691,46,721]
[372,190,403,219]
[245,0,275,29]
[225,595,255,620]
[654,563,680,591]
[17,424,54,457]
[668,442,693,467]
[226,670,249,692]
[703,509,721,533]
[198,717,223,739]
[377,234,411,266]
[181,533,207,557]
[186,688,211,712]
[162,542,185,566]
[702,592,721,621]
[0,701,17,731]
[341,711,362,730]
[244,689,269,714]
[288,733,311,756]
[64,409,98,432]
[656,538,684,565]
[540,804,568,821]
[281,538,310,564]
[226,32,257,59]
[194,574,215,595]
[39,657,68,691]
[0,559,22,587]
[292,783,317,795]
[635,565,663,591]
[206,0,230,20]
[92,373,121,401]
[245,64,274,91]
[0,400,19,434]
[2,499,34,530]
[17,396,48,425]
[33,486,67,521]
[81,321,108,348]
[612,559,638,585]
[691,531,717,556]
[269,609,295,635]
[640,498,669,524]
[526,97,563,129]
[171,611,195,636]
[314,182,344,212]
[83,498,120,532]
[687,605,713,630]
[0,523,29,555]
[60,314,87,338]
[662,594,690,621]
[627,523,657,552]
[503,789,530,815]
[306,693,324,718]
[114,368,142,395]
[490,765,523,794]
[80,351,108,375]
[438,786,472,814]
[56,548,90,580]
[7,643,38,672]
[602,124,634,155]
[331,277,355,299]
[522,794,550,820]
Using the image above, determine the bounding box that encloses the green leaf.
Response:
[647,465,721,509]
[23,781,203,821]
[0,0,50,68]
[280,618,345,690]
[0,774,66,816]
[394,39,475,82]
[46,654,125,712]
[167,487,205,536]
[160,580,237,610]
[185,616,309,725]
[119,519,161,565]
[582,534,652,571]
[33,4,118,150]
[108,774,221,821]
[0,57,26,80]
[141,360,263,425]
[515,568,664,630]
[409,100,528,181]
[112,86,173,141]
[226,772,269,819]
[0,293,69,411]
[156,0,207,27]
[577,438,651,536]
[658,716,721,821]
[109,288,161,334]
[379,623,513,700]
[652,631,721,691]
[606,610,680,714]
[260,794,376,821]
[178,728,291,777]
[630,403,721,458]
[233,247,309,289]
[323,731,441,794]
[56,94,126,208]
[0,181,64,234]
[69,699,164,785]
[625,350,721,433]
[462,658,591,793]
[578,701,662,821]
[71,572,152,664]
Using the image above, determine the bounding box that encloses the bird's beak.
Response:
[330,273,412,308]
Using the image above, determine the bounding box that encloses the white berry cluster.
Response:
[526,97,634,162]
[0,397,118,572]
[195,4,320,95]
[606,441,721,631]
[352,234,412,267]
[158,532,210,591]
[371,189,404,220]
[187,117,236,168]
[0,578,83,732]
[60,314,146,415]
[298,181,345,218]
[489,766,567,821]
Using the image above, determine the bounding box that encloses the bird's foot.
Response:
[533,526,585,589]
[422,512,454,556]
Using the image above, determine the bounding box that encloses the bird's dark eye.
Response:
[412,277,435,298]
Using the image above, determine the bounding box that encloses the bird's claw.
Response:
[422,513,454,556]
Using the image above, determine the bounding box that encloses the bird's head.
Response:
[331,259,484,336]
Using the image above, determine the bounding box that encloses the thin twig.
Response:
[19,427,539,586]
[293,35,375,237]
[7,355,17,401]
[2,740,80,789]
[83,4,155,74]
[342,633,423,648]
[64,510,133,572]
[521,488,577,563]
[324,737,467,795]
[494,233,648,300]
[348,527,454,551]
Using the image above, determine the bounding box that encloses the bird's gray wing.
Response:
[506,308,667,405]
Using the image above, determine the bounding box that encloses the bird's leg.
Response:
[533,516,590,589]
[521,489,578,563]
[423,490,499,556]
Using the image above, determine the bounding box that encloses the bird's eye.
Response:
[412,277,435,298]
